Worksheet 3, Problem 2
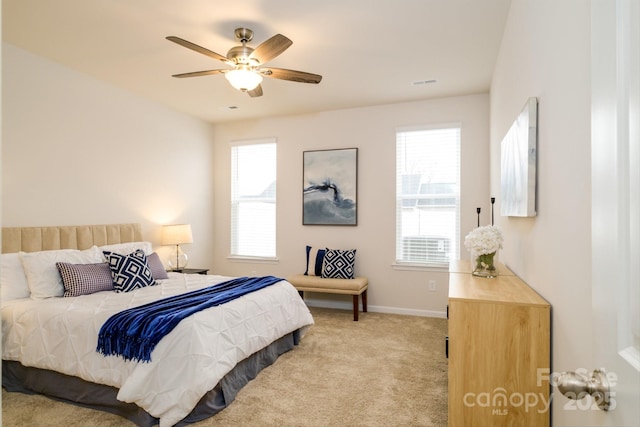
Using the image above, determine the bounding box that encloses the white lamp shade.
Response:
[225,68,263,91]
[161,224,193,245]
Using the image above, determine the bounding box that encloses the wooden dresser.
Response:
[447,260,551,426]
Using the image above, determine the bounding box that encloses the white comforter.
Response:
[2,273,314,427]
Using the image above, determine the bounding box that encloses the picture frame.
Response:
[303,148,358,225]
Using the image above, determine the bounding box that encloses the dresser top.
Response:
[449,259,514,276]
[449,260,549,306]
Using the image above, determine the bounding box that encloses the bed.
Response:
[1,223,314,427]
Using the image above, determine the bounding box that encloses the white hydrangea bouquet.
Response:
[464,225,504,277]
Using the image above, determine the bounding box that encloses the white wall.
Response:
[1,43,216,268]
[211,94,491,316]
[490,1,594,425]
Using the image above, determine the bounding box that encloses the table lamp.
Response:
[161,224,193,270]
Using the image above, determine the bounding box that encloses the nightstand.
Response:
[169,268,209,275]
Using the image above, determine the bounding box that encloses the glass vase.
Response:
[471,250,498,278]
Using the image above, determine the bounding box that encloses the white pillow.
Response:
[98,241,153,258]
[1,252,31,302]
[20,246,103,299]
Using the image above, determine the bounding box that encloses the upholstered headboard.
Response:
[1,223,143,253]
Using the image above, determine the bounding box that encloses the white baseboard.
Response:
[302,298,447,319]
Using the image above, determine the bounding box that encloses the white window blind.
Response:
[395,125,460,266]
[231,140,276,258]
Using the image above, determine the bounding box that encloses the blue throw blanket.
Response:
[96,275,283,362]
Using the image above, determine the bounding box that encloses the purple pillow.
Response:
[147,252,169,280]
[56,262,114,297]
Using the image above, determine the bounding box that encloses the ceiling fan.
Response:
[166,28,322,97]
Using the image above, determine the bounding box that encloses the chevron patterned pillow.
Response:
[321,248,356,279]
[103,249,157,293]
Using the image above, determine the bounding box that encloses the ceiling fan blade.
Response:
[247,85,263,97]
[171,69,226,78]
[166,36,231,64]
[261,67,322,84]
[249,34,292,64]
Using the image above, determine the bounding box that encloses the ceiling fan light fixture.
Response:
[225,68,263,91]
[167,29,321,98]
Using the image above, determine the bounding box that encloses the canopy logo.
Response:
[462,368,618,415]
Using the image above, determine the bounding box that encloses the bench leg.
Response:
[362,289,368,313]
[298,290,304,299]
[352,295,359,321]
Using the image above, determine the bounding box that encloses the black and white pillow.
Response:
[305,246,326,276]
[56,262,114,297]
[321,248,356,279]
[103,249,156,293]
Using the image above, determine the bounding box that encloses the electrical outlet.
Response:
[428,280,437,291]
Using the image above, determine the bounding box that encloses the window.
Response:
[395,125,460,266]
[231,140,276,258]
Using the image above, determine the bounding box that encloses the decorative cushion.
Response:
[146,252,169,280]
[305,246,326,276]
[20,246,103,299]
[1,252,31,301]
[103,249,156,293]
[56,262,114,297]
[321,248,356,279]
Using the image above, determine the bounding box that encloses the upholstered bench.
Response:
[287,274,368,321]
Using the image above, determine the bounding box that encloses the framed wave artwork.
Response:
[303,148,358,225]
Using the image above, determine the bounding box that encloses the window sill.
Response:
[227,255,279,264]
[392,262,449,272]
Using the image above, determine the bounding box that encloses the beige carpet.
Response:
[2,307,448,427]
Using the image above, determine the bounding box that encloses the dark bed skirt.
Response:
[3,329,301,426]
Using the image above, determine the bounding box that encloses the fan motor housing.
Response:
[227,45,256,65]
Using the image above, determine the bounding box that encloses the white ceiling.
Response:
[2,0,512,124]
